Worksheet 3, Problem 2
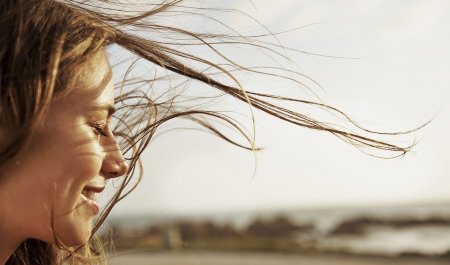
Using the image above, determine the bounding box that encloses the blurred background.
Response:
[103,0,450,264]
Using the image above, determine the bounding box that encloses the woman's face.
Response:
[2,51,128,246]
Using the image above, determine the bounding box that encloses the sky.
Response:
[108,0,450,217]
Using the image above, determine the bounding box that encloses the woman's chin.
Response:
[56,224,93,247]
[53,211,95,246]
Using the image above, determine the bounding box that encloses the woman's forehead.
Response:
[64,51,114,106]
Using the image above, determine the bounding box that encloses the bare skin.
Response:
[0,51,128,264]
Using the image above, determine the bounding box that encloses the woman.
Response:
[0,0,415,264]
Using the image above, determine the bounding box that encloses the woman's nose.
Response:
[100,138,129,179]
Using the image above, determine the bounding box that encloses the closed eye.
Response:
[91,123,108,137]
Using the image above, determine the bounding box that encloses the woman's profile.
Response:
[0,1,416,264]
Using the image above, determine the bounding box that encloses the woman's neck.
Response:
[0,181,24,265]
[0,223,22,265]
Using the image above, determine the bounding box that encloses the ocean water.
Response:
[316,225,450,255]
[288,204,450,255]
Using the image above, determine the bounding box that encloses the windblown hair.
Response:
[0,0,418,264]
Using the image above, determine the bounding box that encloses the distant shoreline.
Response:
[106,204,450,257]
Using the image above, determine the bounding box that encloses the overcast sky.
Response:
[108,0,450,217]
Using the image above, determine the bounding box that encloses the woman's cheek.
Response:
[70,153,103,181]
[55,152,103,209]
[70,130,104,173]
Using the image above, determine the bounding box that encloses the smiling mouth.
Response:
[80,186,104,215]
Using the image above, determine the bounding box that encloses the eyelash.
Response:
[91,123,108,137]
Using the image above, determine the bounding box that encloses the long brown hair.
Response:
[0,0,419,264]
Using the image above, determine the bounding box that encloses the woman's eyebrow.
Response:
[92,104,116,118]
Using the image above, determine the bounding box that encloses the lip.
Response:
[83,185,105,193]
[80,193,100,215]
[80,185,105,215]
